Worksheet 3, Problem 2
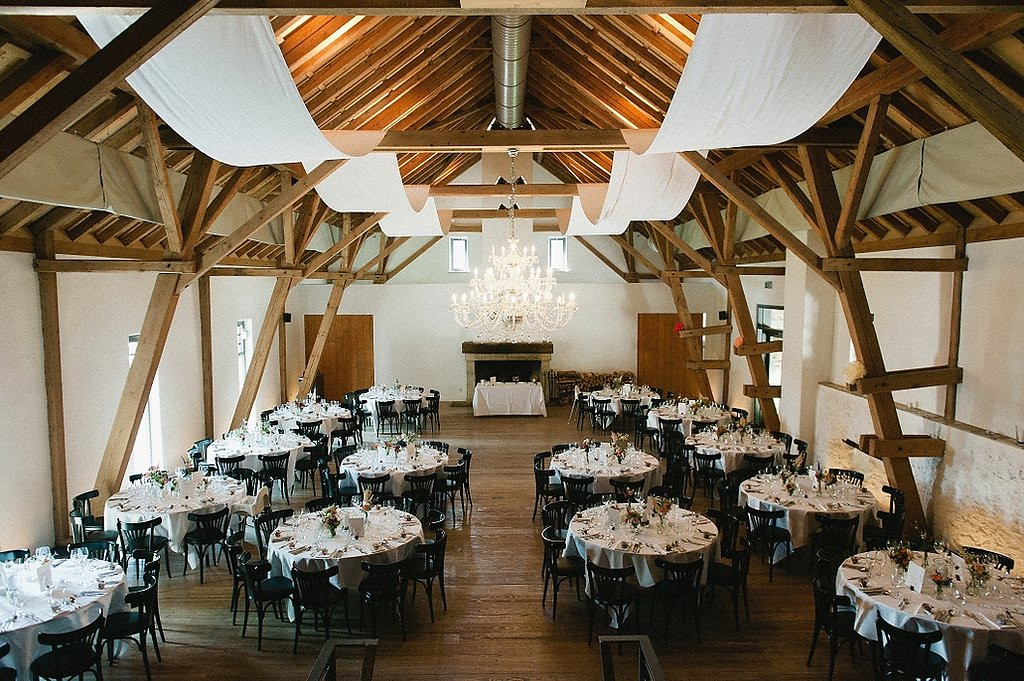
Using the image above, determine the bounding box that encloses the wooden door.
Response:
[636,313,710,398]
[304,314,374,400]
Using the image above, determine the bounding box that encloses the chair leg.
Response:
[139,633,153,681]
[425,579,435,623]
[807,624,821,665]
[293,606,303,654]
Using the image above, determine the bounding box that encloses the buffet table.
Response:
[472,382,546,417]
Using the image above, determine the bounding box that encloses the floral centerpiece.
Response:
[147,469,171,488]
[888,544,914,572]
[610,432,631,463]
[580,438,595,451]
[321,504,342,538]
[929,562,953,597]
[843,360,867,389]
[360,488,374,516]
[622,506,645,531]
[965,554,990,594]
[778,468,797,495]
[651,496,673,531]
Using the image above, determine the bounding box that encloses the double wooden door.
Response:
[303,314,374,401]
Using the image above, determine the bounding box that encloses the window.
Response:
[449,236,469,273]
[128,334,162,474]
[548,236,569,271]
[236,319,253,390]
[753,305,784,425]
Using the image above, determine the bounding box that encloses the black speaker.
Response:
[283,313,292,323]
[718,310,728,321]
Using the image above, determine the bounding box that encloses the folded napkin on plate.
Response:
[289,546,310,555]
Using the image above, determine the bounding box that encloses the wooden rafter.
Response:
[574,236,632,283]
[0,0,220,182]
[303,212,384,276]
[136,100,182,253]
[381,235,441,283]
[353,235,409,279]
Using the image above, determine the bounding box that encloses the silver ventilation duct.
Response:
[491,15,532,130]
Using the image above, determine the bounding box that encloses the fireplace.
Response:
[462,342,553,404]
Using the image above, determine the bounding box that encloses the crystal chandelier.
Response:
[450,148,577,342]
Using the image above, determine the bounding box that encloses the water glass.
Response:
[35,546,51,560]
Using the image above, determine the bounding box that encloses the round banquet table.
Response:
[689,431,787,473]
[550,446,661,494]
[836,550,1024,681]
[586,388,660,416]
[104,474,247,560]
[739,473,877,563]
[0,557,128,680]
[267,507,424,599]
[339,444,449,496]
[206,432,311,485]
[359,387,425,426]
[646,405,731,437]
[269,402,351,436]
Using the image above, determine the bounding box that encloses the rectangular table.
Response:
[472,382,547,417]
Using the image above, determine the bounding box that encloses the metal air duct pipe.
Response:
[491,15,532,130]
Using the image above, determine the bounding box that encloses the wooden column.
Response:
[296,278,350,400]
[944,229,966,420]
[94,273,182,502]
[198,274,214,438]
[35,233,70,542]
[230,276,295,429]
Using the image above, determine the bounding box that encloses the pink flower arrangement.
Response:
[321,505,342,538]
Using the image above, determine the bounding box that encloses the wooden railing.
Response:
[305,639,378,681]
[598,636,666,681]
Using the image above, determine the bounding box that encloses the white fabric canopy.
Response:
[78,14,441,236]
[567,14,881,236]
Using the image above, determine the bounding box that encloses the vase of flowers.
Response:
[651,496,672,533]
[610,432,630,463]
[888,544,914,585]
[321,504,342,538]
[929,562,952,599]
[622,507,644,534]
[965,555,990,596]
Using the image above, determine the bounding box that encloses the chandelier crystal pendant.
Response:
[450,148,577,342]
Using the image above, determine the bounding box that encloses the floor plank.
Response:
[100,404,871,680]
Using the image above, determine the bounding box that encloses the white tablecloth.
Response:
[689,433,787,473]
[550,446,661,494]
[207,434,310,487]
[104,475,247,559]
[740,474,877,562]
[646,406,731,437]
[269,403,351,436]
[587,389,660,416]
[836,551,1024,681]
[340,445,448,496]
[0,558,127,680]
[359,388,425,427]
[472,382,546,417]
[267,508,423,599]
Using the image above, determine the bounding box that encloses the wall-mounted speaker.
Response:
[283,313,292,323]
[718,310,728,321]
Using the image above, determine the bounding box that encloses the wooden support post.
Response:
[35,233,70,542]
[303,212,384,277]
[136,100,183,254]
[734,340,784,356]
[198,274,214,438]
[230,276,295,429]
[94,274,182,502]
[945,230,966,420]
[278,315,289,404]
[854,366,963,394]
[296,279,349,400]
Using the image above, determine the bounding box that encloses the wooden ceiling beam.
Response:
[303,211,384,276]
[0,0,220,182]
[136,99,183,253]
[1,1,1013,15]
[847,0,1024,163]
[352,235,408,279]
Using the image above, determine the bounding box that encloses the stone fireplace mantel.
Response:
[461,342,553,405]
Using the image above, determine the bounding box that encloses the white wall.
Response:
[0,255,294,548]
[0,252,54,549]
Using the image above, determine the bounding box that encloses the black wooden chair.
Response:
[541,525,583,621]
[118,517,172,578]
[0,642,15,681]
[358,559,408,641]
[874,611,947,681]
[961,545,1015,571]
[30,612,105,681]
[99,576,160,681]
[182,507,229,583]
[745,505,791,582]
[240,559,294,651]
[291,563,350,652]
[806,575,858,681]
[561,474,594,516]
[704,512,751,630]
[650,556,704,644]
[586,561,640,644]
[254,508,294,560]
[402,528,448,623]
[259,452,291,504]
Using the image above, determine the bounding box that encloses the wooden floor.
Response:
[103,404,873,681]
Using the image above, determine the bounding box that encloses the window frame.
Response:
[449,236,470,273]
[548,235,569,272]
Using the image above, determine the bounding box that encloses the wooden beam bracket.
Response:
[685,359,731,370]
[675,324,731,339]
[743,384,781,399]
[854,366,963,394]
[822,257,968,272]
[859,434,947,458]
[734,340,783,356]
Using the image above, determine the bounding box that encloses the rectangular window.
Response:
[128,334,161,475]
[449,236,469,273]
[236,319,252,390]
[548,236,569,271]
[753,305,784,426]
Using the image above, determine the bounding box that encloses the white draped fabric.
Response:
[77,15,442,237]
[566,14,881,236]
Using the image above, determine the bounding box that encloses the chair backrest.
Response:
[404,472,436,498]
[251,485,271,514]
[584,492,617,509]
[0,549,29,563]
[259,452,289,475]
[187,506,229,534]
[962,545,1015,571]
[260,408,275,422]
[814,513,859,554]
[610,477,645,503]
[657,417,682,438]
[124,575,158,624]
[828,468,864,485]
[423,441,450,454]
[295,420,323,438]
[542,500,574,535]
[216,454,244,474]
[561,475,594,505]
[586,560,636,605]
[292,563,341,608]
[745,505,784,534]
[304,498,333,512]
[240,559,273,599]
[731,407,748,421]
[875,612,945,678]
[119,516,163,553]
[72,489,100,518]
[717,512,741,557]
[403,399,422,415]
[647,486,692,510]
[37,610,104,651]
[620,399,640,417]
[414,528,446,575]
[744,454,774,475]
[882,485,905,514]
[377,400,397,418]
[255,508,293,558]
[533,451,551,468]
[655,556,704,591]
[551,443,575,456]
[694,451,722,472]
[426,509,446,535]
[67,540,116,562]
[357,473,391,501]
[359,559,406,599]
[541,525,570,574]
[770,431,793,451]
